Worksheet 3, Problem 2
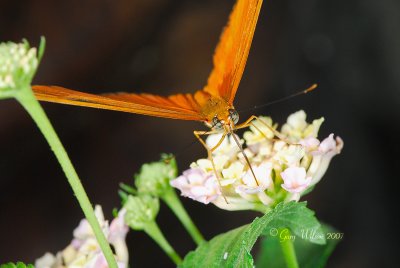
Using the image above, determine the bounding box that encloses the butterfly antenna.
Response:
[228,125,259,186]
[239,83,317,113]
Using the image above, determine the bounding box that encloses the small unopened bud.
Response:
[135,155,177,197]
[123,195,159,230]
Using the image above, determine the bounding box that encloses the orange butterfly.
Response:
[33,0,312,185]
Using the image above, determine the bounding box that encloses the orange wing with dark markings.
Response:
[32,0,263,122]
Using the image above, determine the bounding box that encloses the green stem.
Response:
[279,229,299,268]
[162,188,205,245]
[144,221,182,265]
[0,90,15,100]
[15,88,118,268]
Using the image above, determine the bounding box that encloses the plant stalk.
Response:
[144,221,182,265]
[279,229,299,268]
[162,188,205,245]
[15,88,118,268]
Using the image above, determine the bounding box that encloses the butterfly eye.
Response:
[212,116,223,130]
[228,109,239,125]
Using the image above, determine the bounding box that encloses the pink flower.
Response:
[35,205,129,268]
[108,209,129,244]
[280,167,312,193]
[308,134,343,185]
[85,253,127,268]
[109,209,129,264]
[72,205,108,249]
[312,134,343,157]
[170,168,220,204]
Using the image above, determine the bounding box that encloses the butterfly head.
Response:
[210,108,239,130]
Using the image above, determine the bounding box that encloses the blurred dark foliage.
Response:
[1,0,399,267]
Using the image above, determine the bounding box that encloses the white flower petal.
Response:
[206,133,242,157]
[35,252,56,268]
[222,162,244,180]
[274,145,305,166]
[236,162,273,194]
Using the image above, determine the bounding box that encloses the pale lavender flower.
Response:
[307,134,343,186]
[72,205,108,249]
[108,209,128,243]
[299,136,320,152]
[108,209,129,264]
[170,168,220,204]
[312,133,343,157]
[35,205,129,268]
[84,253,127,268]
[281,167,312,193]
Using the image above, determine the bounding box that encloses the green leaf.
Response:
[180,224,253,268]
[256,224,340,268]
[0,262,34,268]
[180,202,324,268]
[263,202,326,245]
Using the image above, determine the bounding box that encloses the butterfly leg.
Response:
[193,130,227,152]
[193,130,229,203]
[235,115,294,144]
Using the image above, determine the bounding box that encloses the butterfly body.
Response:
[198,96,234,128]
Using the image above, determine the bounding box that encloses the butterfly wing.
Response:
[33,85,206,121]
[204,0,263,105]
[32,0,262,122]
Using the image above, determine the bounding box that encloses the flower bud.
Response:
[123,195,159,230]
[0,39,44,97]
[135,155,177,197]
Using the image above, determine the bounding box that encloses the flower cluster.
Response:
[35,205,129,268]
[0,40,40,93]
[171,110,343,212]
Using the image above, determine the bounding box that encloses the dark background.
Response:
[1,0,399,267]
